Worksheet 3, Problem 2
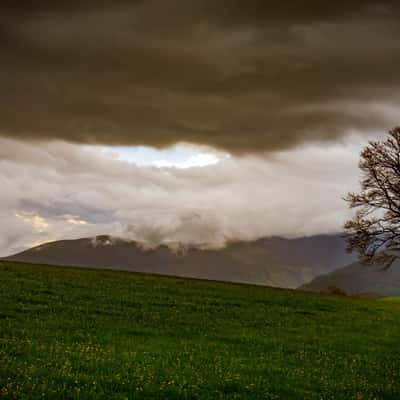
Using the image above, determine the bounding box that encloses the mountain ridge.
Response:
[5,233,356,289]
[299,258,400,296]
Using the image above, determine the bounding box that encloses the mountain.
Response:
[5,234,355,288]
[299,258,400,296]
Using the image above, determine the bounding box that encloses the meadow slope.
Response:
[1,261,400,399]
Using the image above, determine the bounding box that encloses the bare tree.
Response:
[344,127,400,268]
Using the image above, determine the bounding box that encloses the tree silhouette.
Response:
[344,127,400,268]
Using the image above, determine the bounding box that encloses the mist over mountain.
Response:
[5,234,355,288]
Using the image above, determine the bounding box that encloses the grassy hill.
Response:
[1,261,400,399]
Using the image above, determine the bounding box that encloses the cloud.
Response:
[0,134,367,256]
[0,1,399,152]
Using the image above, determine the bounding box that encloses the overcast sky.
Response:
[1,1,399,255]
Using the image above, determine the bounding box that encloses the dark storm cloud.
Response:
[1,1,400,152]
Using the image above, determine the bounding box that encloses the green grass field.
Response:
[1,261,400,399]
[380,297,400,303]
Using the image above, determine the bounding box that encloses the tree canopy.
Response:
[345,127,400,267]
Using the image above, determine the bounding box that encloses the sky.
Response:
[1,1,399,256]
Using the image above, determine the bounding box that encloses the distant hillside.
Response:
[5,234,355,288]
[300,258,400,296]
